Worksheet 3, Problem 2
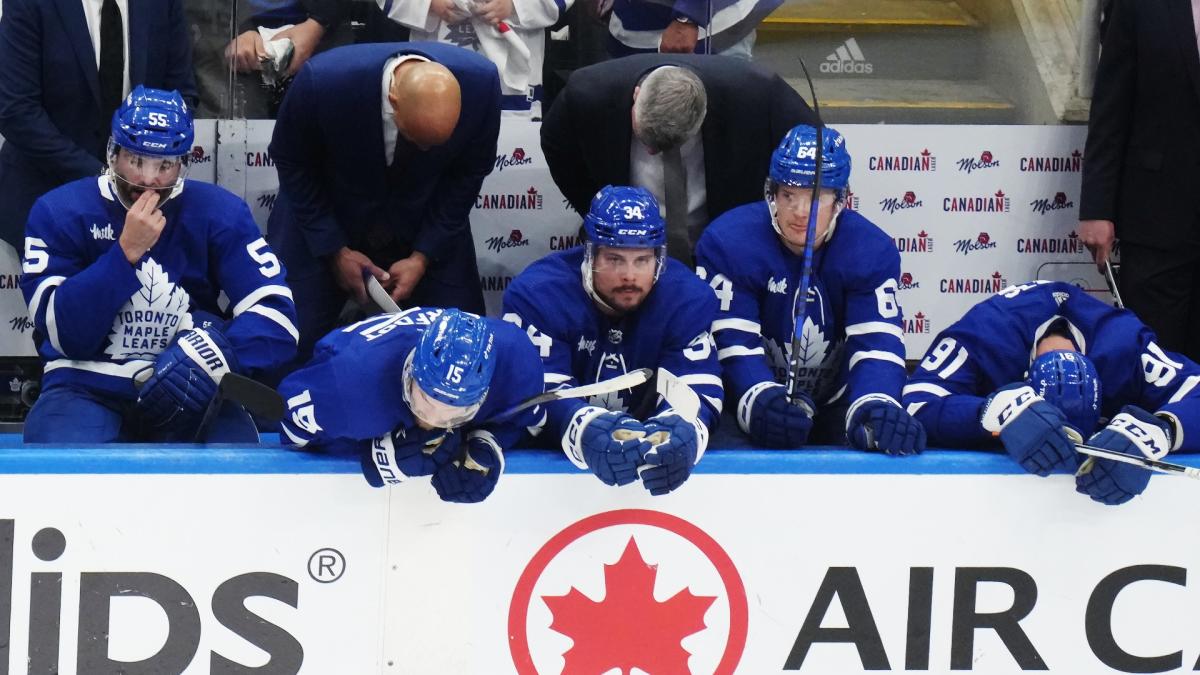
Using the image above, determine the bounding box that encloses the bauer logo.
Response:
[0,519,304,673]
[953,232,998,256]
[893,230,934,254]
[904,311,931,334]
[485,229,532,253]
[509,509,748,675]
[1029,191,1076,215]
[495,147,535,172]
[898,272,920,290]
[1017,230,1088,255]
[943,190,1010,213]
[476,187,544,210]
[956,150,1000,173]
[1020,149,1082,172]
[879,191,923,214]
[940,271,1007,293]
[868,149,936,172]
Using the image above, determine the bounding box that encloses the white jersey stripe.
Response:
[903,382,953,398]
[848,350,906,369]
[28,275,66,322]
[718,345,765,360]
[232,285,294,317]
[246,305,300,344]
[712,318,761,334]
[845,321,904,339]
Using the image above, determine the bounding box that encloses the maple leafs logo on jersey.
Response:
[104,258,190,360]
[588,388,628,412]
[542,537,715,674]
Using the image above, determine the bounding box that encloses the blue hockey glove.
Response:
[137,327,238,433]
[1076,406,1173,506]
[738,382,814,448]
[563,408,651,486]
[639,414,704,496]
[847,399,926,456]
[981,383,1078,475]
[432,432,504,503]
[360,427,460,487]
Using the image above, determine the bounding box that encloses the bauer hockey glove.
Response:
[738,382,815,448]
[639,414,706,496]
[138,327,239,434]
[981,382,1078,475]
[563,407,651,486]
[1076,405,1173,506]
[431,431,504,503]
[846,399,926,456]
[360,427,460,487]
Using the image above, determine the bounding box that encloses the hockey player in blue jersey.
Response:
[502,186,722,496]
[694,124,925,454]
[277,308,544,503]
[19,87,299,443]
[903,280,1200,505]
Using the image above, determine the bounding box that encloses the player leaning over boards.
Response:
[502,186,722,496]
[694,124,925,454]
[278,308,545,503]
[19,87,298,443]
[903,281,1200,505]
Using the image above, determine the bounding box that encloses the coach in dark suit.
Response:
[1078,0,1200,360]
[541,53,817,263]
[0,0,196,250]
[268,42,499,363]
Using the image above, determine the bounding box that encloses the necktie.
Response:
[662,146,692,266]
[98,0,124,117]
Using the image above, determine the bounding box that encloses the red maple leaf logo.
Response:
[1069,230,1079,239]
[542,537,716,674]
[992,271,1002,279]
[921,148,931,156]
[528,186,539,195]
[915,311,925,319]
[917,230,928,238]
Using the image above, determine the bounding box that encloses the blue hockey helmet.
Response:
[406,309,496,428]
[1027,350,1102,436]
[583,185,667,249]
[106,86,193,209]
[768,124,851,193]
[110,86,194,158]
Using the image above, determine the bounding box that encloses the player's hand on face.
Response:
[386,252,429,303]
[225,30,267,73]
[1077,219,1115,271]
[330,247,388,305]
[659,20,699,54]
[475,0,514,25]
[430,0,470,23]
[119,190,165,265]
[273,18,324,77]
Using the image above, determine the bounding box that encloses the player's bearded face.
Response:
[111,148,184,207]
[775,185,837,251]
[593,247,656,312]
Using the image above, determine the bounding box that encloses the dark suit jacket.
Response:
[0,0,196,248]
[541,53,818,221]
[266,42,500,269]
[1080,0,1200,247]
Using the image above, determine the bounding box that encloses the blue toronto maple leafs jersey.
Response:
[277,308,545,452]
[501,248,723,437]
[693,202,907,418]
[20,176,299,398]
[902,281,1200,451]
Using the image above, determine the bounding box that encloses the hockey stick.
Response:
[490,368,653,423]
[1076,442,1200,480]
[191,373,287,440]
[785,57,824,404]
[364,271,402,313]
[1102,259,1124,309]
[620,368,703,451]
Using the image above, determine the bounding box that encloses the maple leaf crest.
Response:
[794,316,828,367]
[543,537,716,675]
[104,258,190,360]
[588,389,627,412]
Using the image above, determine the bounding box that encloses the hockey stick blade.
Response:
[1076,442,1200,480]
[657,368,701,422]
[220,373,285,423]
[364,271,401,313]
[493,368,653,422]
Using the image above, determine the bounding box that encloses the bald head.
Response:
[388,61,461,150]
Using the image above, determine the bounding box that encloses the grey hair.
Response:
[633,66,707,152]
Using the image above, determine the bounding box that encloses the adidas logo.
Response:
[820,37,874,75]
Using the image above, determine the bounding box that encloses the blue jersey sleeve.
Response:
[501,272,585,439]
[836,224,908,422]
[463,321,546,451]
[651,272,724,433]
[694,210,777,407]
[902,322,994,448]
[1118,330,1200,453]
[20,190,142,360]
[206,193,299,376]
